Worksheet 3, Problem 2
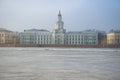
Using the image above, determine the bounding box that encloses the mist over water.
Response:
[0,48,120,80]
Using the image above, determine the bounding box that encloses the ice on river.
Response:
[0,47,120,80]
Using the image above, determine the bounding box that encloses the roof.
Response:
[0,28,12,32]
[24,29,50,34]
[24,29,49,32]
[67,31,82,34]
[67,30,98,34]
[108,30,120,33]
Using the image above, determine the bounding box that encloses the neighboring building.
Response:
[0,28,13,44]
[20,11,98,45]
[20,29,37,44]
[65,30,98,45]
[98,31,107,45]
[20,29,51,44]
[13,32,20,44]
[107,31,120,45]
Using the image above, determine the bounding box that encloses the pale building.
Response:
[0,28,13,44]
[20,29,51,44]
[65,30,98,45]
[20,11,98,45]
[36,30,51,44]
[107,31,120,45]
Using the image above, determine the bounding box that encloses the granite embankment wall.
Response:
[0,44,120,48]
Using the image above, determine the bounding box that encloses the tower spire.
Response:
[58,10,61,16]
[58,10,62,21]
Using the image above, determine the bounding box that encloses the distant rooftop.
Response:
[0,27,12,32]
[24,28,50,33]
[67,30,98,34]
[25,29,49,32]
[109,30,120,33]
[0,28,6,30]
[67,31,82,34]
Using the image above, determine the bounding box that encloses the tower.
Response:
[52,11,66,44]
[54,11,66,33]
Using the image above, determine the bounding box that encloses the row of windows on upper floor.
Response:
[21,34,97,37]
[107,37,120,40]
[21,38,97,44]
[21,35,51,38]
[0,34,4,37]
[0,40,12,43]
[0,34,12,37]
[21,36,97,41]
[52,38,97,43]
[22,37,97,42]
[21,37,97,42]
[21,40,51,44]
[21,36,51,40]
[21,35,98,41]
[107,39,120,42]
[54,40,97,44]
[107,40,120,44]
[21,35,50,37]
[66,37,97,40]
[0,39,4,43]
[21,38,51,41]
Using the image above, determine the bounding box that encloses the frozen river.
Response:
[0,48,120,80]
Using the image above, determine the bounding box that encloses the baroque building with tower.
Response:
[20,11,98,45]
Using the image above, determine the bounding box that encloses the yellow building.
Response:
[0,28,13,44]
[107,32,120,45]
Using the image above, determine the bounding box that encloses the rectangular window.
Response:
[2,34,4,37]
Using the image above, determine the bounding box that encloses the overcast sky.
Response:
[0,0,120,32]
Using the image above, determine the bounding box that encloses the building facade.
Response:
[107,31,120,45]
[0,28,13,44]
[98,31,107,45]
[20,11,98,45]
[12,32,20,44]
[20,29,51,44]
